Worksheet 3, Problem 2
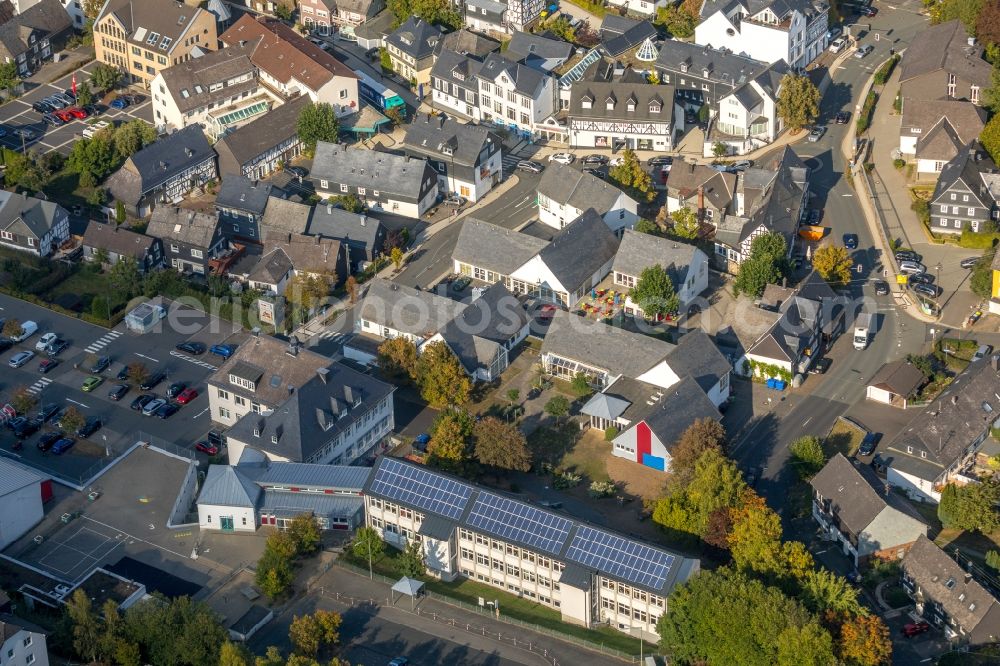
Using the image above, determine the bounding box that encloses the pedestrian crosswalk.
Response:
[26,377,52,395]
[501,154,523,174]
[84,330,122,354]
[169,350,217,371]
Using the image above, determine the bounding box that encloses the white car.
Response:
[829,37,847,53]
[898,260,927,274]
[35,332,56,352]
[548,152,575,165]
[142,398,167,416]
[608,156,625,167]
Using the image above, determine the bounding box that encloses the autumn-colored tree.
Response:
[10,386,37,415]
[415,341,471,408]
[608,148,656,202]
[345,275,358,304]
[127,362,150,385]
[289,610,342,658]
[669,418,727,490]
[219,641,251,666]
[427,409,473,472]
[391,246,404,269]
[1,318,21,339]
[670,207,700,240]
[813,245,854,286]
[473,416,532,472]
[58,405,86,433]
[776,73,821,131]
[376,336,418,380]
[832,612,892,666]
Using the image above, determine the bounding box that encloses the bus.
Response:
[354,69,406,118]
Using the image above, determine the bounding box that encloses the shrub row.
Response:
[873,54,900,86]
[856,90,878,136]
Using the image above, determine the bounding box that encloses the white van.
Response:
[10,320,38,342]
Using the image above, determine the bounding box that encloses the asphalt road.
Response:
[0,294,244,481]
[732,0,931,527]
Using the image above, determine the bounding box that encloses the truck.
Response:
[853,312,873,350]
[9,320,37,342]
[124,302,166,334]
[798,225,829,242]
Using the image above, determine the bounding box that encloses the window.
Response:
[340,184,349,193]
[26,652,35,664]
[23,636,31,647]
[358,187,366,195]
[968,207,975,216]
[217,388,229,400]
[218,407,231,419]
[27,238,34,247]
[191,248,203,259]
[0,231,12,240]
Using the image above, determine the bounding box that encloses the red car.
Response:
[903,621,930,638]
[68,107,88,119]
[54,109,74,122]
[38,358,58,374]
[175,387,199,404]
[194,440,218,455]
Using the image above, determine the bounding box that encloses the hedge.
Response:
[856,90,877,136]
[958,229,1000,249]
[873,54,900,86]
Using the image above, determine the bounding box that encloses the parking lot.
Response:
[0,60,153,156]
[0,295,245,482]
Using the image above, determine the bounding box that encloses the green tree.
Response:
[286,272,335,314]
[415,340,471,407]
[668,418,727,490]
[115,200,127,224]
[220,641,252,666]
[543,394,570,421]
[628,264,680,318]
[92,246,110,266]
[950,479,1000,532]
[426,409,472,472]
[670,207,700,240]
[58,406,86,433]
[0,61,20,91]
[82,0,103,19]
[76,80,94,107]
[800,569,864,616]
[296,102,340,157]
[713,141,728,158]
[109,255,140,297]
[2,148,47,192]
[789,435,826,479]
[387,0,461,29]
[399,539,425,577]
[655,2,698,37]
[91,63,122,93]
[570,372,592,397]
[67,135,117,187]
[734,232,788,298]
[930,0,984,34]
[473,416,532,472]
[10,386,37,415]
[377,336,418,380]
[982,114,1000,164]
[776,73,821,131]
[274,2,293,20]
[987,549,1000,571]
[813,245,853,285]
[256,550,294,600]
[657,569,835,666]
[121,595,227,666]
[289,614,323,658]
[653,449,747,540]
[351,526,384,579]
[379,47,394,73]
[505,388,520,405]
[113,119,158,161]
[608,148,655,202]
[66,589,101,663]
[634,218,659,235]
[288,514,321,555]
[970,249,997,298]
[328,194,364,213]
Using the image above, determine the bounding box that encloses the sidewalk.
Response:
[24,46,94,87]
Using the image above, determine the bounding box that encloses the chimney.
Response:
[698,185,704,211]
[317,367,330,384]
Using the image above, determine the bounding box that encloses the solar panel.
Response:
[466,492,572,555]
[368,458,473,520]
[566,526,674,589]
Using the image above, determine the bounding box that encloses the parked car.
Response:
[209,344,237,359]
[873,280,889,296]
[63,88,76,102]
[166,382,186,399]
[809,209,822,225]
[582,154,607,165]
[46,338,68,356]
[854,44,874,58]
[895,250,922,263]
[116,365,131,381]
[77,417,103,438]
[176,341,206,355]
[912,283,939,299]
[109,96,130,109]
[516,160,543,174]
[42,112,64,126]
[582,168,605,179]
[908,272,934,286]
[452,276,471,292]
[729,159,753,171]
[108,384,129,401]
[176,388,199,404]
[835,111,850,124]
[43,96,66,109]
[31,101,52,113]
[131,394,155,411]
[388,659,409,666]
[81,375,103,392]
[13,127,35,140]
[7,416,29,432]
[54,109,74,123]
[808,358,832,375]
[68,107,88,119]
[38,359,58,374]
[142,398,167,416]
[155,402,179,419]
[648,156,673,169]
[12,417,40,439]
[808,126,827,142]
[36,431,60,451]
[860,5,878,16]
[9,351,34,368]
[286,166,308,179]
[36,403,59,422]
[843,233,858,249]
[442,195,464,207]
[35,333,57,352]
[89,355,111,373]
[903,621,930,638]
[858,432,882,456]
[608,156,625,167]
[960,256,980,269]
[829,36,847,53]
[973,344,993,361]
[548,152,574,164]
[140,372,165,390]
[195,440,219,455]
[51,437,75,455]
[898,260,926,274]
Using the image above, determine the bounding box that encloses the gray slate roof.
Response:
[215,176,273,215]
[311,142,434,200]
[570,81,673,124]
[453,218,548,274]
[810,453,928,536]
[479,53,548,96]
[868,360,927,397]
[248,247,293,283]
[198,465,261,507]
[254,461,369,490]
[0,0,70,60]
[403,114,501,167]
[611,230,699,281]
[601,20,656,57]
[99,0,207,44]
[82,221,157,259]
[900,20,992,90]
[431,49,484,93]
[360,278,466,338]
[506,31,574,63]
[666,329,731,395]
[542,309,675,378]
[107,125,215,205]
[158,41,257,115]
[655,39,768,90]
[386,17,442,61]
[437,28,500,58]
[307,205,383,252]
[536,208,620,293]
[146,208,221,248]
[537,163,632,214]
[901,99,985,144]
[261,196,311,237]
[0,456,46,498]
[215,95,309,170]
[0,190,64,240]
[440,282,529,375]
[638,376,722,448]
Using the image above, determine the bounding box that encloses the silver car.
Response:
[898,260,926,274]
[8,350,34,368]
[808,126,827,142]
[142,398,167,416]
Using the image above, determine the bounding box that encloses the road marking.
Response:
[135,353,159,363]
[168,350,217,370]
[192,408,208,419]
[27,377,52,395]
[841,193,854,197]
[802,417,812,427]
[84,329,123,353]
[65,398,89,408]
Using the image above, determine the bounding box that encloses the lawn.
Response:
[527,423,580,466]
[558,430,612,484]
[340,549,643,655]
[937,337,978,372]
[44,265,126,314]
[824,419,865,457]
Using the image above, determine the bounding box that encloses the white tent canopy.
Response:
[390,576,425,609]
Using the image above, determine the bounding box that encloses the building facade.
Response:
[568,82,674,151]
[402,114,503,202]
[0,191,68,257]
[0,0,72,77]
[146,208,226,274]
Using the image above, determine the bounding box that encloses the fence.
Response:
[333,559,643,663]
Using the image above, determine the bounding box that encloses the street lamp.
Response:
[630,623,644,661]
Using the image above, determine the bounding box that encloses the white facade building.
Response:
[477,53,555,137]
[0,617,49,666]
[537,163,639,232]
[0,458,47,551]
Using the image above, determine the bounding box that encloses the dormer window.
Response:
[649,103,661,113]
[945,578,956,589]
[271,435,278,443]
[606,96,615,110]
[581,96,592,109]
[253,427,260,437]
[441,145,453,156]
[680,62,689,73]
[626,97,636,112]
[703,68,710,77]
[453,71,464,81]
[229,374,256,391]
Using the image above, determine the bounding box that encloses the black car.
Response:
[176,341,206,355]
[835,111,850,124]
[808,358,832,375]
[130,393,155,411]
[89,355,111,373]
[286,166,308,179]
[582,168,605,179]
[961,256,980,269]
[858,432,882,456]
[140,372,165,390]
[46,338,68,356]
[43,113,64,126]
[207,430,225,447]
[516,160,544,174]
[843,233,858,249]
[7,416,29,432]
[648,156,674,167]
[36,403,60,422]
[155,402,179,419]
[108,384,129,401]
[873,280,889,296]
[913,283,940,299]
[63,88,77,102]
[0,339,11,354]
[31,101,52,113]
[12,417,40,439]
[808,209,822,225]
[895,250,921,263]
[166,382,186,399]
[36,431,60,452]
[582,154,608,165]
[908,272,934,285]
[77,417,103,438]
[117,365,131,381]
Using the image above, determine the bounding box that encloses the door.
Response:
[220,516,234,531]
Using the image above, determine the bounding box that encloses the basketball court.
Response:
[29,518,133,582]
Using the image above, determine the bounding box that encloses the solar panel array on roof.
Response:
[368,457,474,520]
[566,526,674,589]
[467,492,573,555]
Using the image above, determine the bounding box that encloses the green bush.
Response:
[893,158,906,169]
[873,54,900,85]
[958,230,1000,249]
[604,426,619,441]
[856,90,877,136]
